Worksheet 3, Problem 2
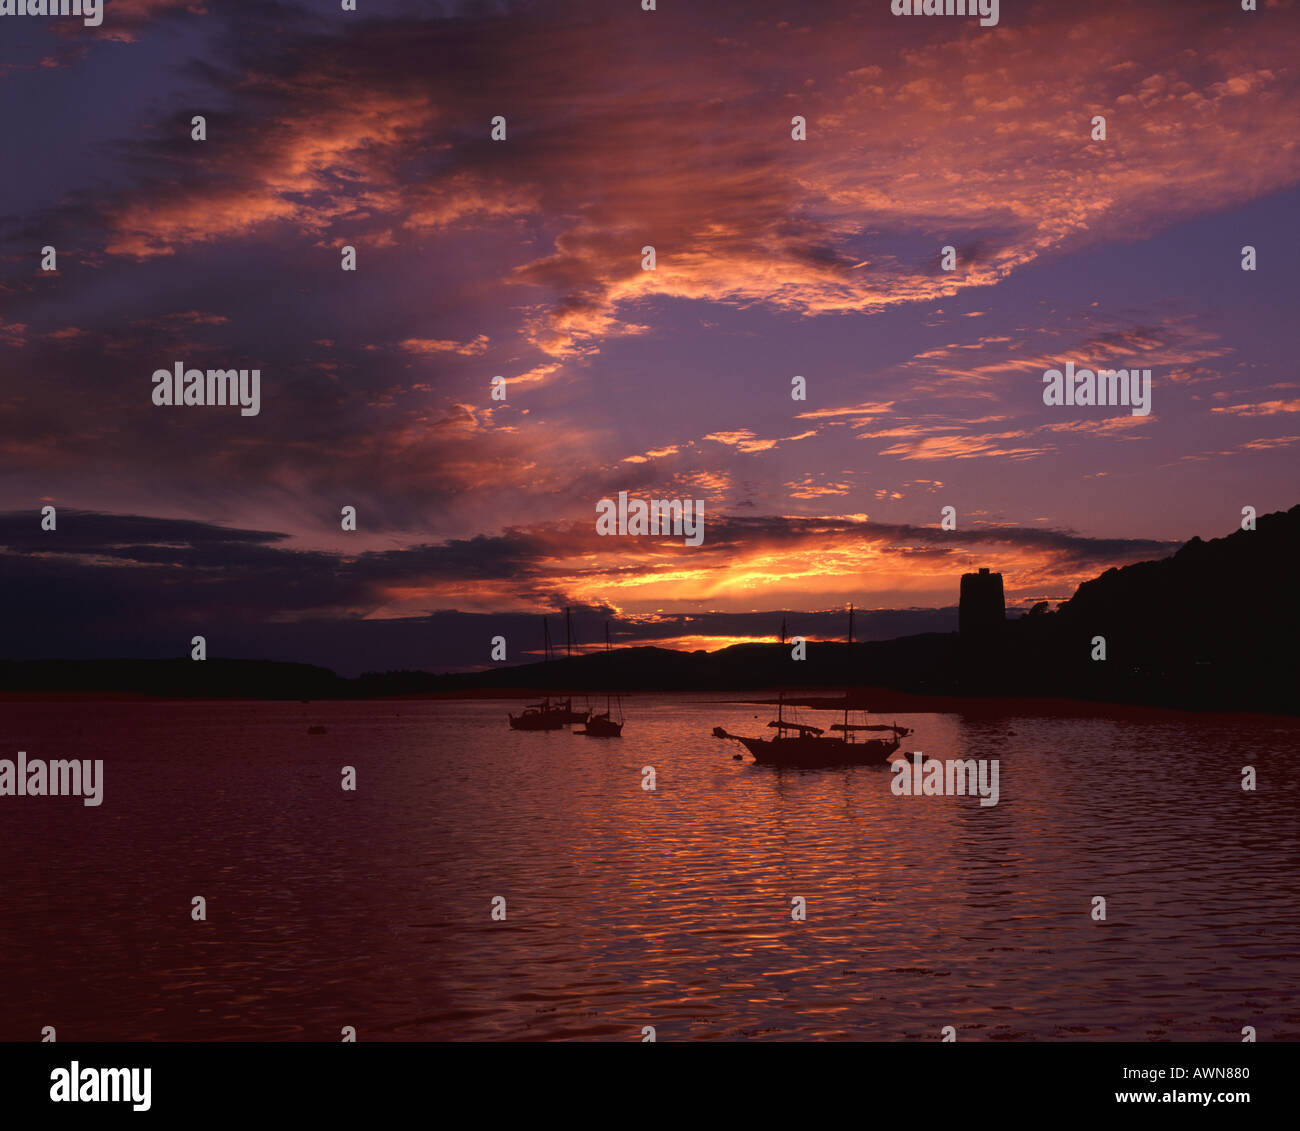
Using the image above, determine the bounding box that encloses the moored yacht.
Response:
[711,605,915,765]
[578,621,624,737]
[712,694,912,766]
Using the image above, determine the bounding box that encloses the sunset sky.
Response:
[2,0,1297,673]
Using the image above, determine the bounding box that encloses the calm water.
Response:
[2,696,1297,1041]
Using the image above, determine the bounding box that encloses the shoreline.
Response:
[3,687,1296,723]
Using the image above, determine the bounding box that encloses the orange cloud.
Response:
[88,4,1299,388]
[1211,400,1300,416]
[400,335,490,357]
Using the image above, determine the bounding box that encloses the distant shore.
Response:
[4,685,1296,724]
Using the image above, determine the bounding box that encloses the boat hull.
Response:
[508,712,566,731]
[578,714,623,737]
[738,733,902,766]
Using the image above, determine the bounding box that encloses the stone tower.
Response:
[959,567,1005,636]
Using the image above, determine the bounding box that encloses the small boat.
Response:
[577,622,624,737]
[508,698,568,731]
[579,710,623,737]
[508,617,586,729]
[307,725,327,735]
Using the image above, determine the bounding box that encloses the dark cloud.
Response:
[0,508,1176,673]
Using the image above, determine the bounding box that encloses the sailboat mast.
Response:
[844,604,852,741]
[778,615,786,729]
[542,617,552,706]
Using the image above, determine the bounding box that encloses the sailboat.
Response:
[554,608,591,724]
[578,621,624,737]
[508,618,568,731]
[711,605,915,765]
[508,700,567,731]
